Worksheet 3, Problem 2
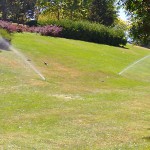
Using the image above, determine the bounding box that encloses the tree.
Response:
[89,0,117,26]
[119,0,150,47]
[0,0,37,23]
[38,0,91,21]
[114,18,129,31]
[0,0,8,20]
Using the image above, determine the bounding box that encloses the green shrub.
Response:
[0,28,12,42]
[39,20,127,46]
[26,20,38,27]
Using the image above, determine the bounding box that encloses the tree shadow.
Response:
[142,128,150,141]
[142,136,150,141]
[119,45,129,49]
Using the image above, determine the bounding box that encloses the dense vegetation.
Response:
[119,0,150,47]
[0,0,149,47]
[0,20,127,46]
[0,0,117,26]
[0,20,62,37]
[0,0,127,47]
[0,0,36,23]
[89,0,117,26]
[39,20,127,46]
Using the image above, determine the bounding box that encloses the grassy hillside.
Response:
[0,33,150,149]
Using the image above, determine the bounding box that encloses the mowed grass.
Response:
[0,33,150,149]
[122,55,150,82]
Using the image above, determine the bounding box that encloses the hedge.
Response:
[0,20,62,37]
[39,20,127,46]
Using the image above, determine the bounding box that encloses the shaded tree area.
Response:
[0,0,118,26]
[37,0,91,21]
[119,0,150,47]
[35,0,118,26]
[0,0,37,23]
[89,0,117,26]
[0,0,7,20]
[0,0,127,47]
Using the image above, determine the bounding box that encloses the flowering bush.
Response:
[0,21,26,32]
[0,20,62,37]
[29,25,62,36]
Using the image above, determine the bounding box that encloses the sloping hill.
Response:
[0,33,150,150]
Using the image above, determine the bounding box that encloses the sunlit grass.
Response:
[121,55,150,82]
[0,33,150,149]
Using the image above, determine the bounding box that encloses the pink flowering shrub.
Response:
[0,20,62,37]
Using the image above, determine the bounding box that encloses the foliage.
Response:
[0,19,127,46]
[36,0,119,26]
[30,26,63,36]
[89,0,117,26]
[39,19,127,46]
[0,20,62,37]
[0,0,90,22]
[26,20,38,27]
[0,0,36,23]
[114,18,129,31]
[0,20,26,33]
[37,0,91,21]
[119,0,150,47]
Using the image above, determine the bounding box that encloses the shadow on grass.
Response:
[143,136,150,141]
[142,128,150,141]
[119,45,129,49]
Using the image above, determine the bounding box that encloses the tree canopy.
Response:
[0,0,149,47]
[89,0,117,26]
[0,0,118,26]
[0,0,36,23]
[119,0,150,47]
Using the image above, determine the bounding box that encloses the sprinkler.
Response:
[0,36,46,81]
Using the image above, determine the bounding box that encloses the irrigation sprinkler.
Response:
[0,36,46,80]
[119,55,150,75]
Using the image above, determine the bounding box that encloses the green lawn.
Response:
[0,33,150,149]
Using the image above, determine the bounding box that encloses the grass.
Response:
[0,33,150,149]
[121,55,150,82]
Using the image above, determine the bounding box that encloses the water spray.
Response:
[0,36,46,81]
[119,55,150,75]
